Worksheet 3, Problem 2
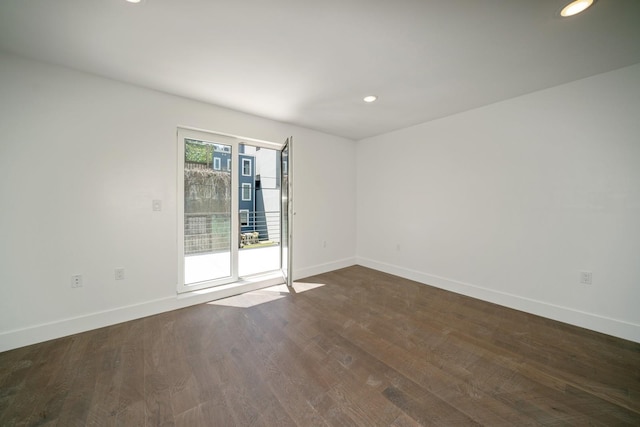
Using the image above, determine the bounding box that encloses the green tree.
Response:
[185,139,214,165]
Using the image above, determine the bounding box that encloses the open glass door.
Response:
[178,128,292,293]
[280,137,293,287]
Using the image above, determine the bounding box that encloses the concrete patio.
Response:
[185,244,281,285]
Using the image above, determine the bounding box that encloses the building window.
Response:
[213,157,221,170]
[227,158,231,171]
[239,210,249,226]
[242,183,252,201]
[242,158,252,176]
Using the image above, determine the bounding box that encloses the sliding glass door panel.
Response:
[178,129,239,292]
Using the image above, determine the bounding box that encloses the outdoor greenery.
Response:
[185,139,214,164]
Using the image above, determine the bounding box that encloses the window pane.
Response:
[184,138,232,284]
[242,183,251,201]
[242,158,251,176]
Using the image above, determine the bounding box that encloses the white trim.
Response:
[241,183,252,201]
[0,274,285,353]
[177,127,239,293]
[213,157,221,170]
[242,158,252,176]
[227,158,231,171]
[239,209,249,226]
[177,125,284,150]
[355,257,640,343]
[294,257,357,281]
[177,128,186,291]
[6,256,636,352]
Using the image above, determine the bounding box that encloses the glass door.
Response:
[237,143,282,277]
[280,137,293,287]
[177,128,293,293]
[178,128,239,292]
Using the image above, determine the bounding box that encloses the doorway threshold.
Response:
[177,271,285,303]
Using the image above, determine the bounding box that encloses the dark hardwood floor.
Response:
[1,265,639,426]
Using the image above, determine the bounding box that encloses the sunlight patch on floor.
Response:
[208,290,286,308]
[208,281,326,308]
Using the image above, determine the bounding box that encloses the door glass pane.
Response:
[238,143,281,277]
[183,138,232,284]
[280,139,290,284]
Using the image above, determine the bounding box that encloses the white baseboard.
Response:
[6,255,635,353]
[0,259,358,353]
[294,257,357,280]
[356,257,640,344]
[0,274,285,353]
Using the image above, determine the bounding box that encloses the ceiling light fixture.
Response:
[560,0,595,17]
[126,0,142,3]
[363,95,378,103]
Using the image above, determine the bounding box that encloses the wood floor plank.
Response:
[1,337,73,425]
[241,316,331,425]
[297,289,537,425]
[55,331,104,427]
[1,265,639,426]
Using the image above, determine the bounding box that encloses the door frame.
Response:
[281,137,294,287]
[177,127,240,293]
[177,127,290,293]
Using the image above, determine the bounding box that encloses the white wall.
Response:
[357,64,640,343]
[0,52,357,351]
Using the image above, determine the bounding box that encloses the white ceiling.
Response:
[1,0,639,140]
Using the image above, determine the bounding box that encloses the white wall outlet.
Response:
[71,274,83,288]
[152,199,162,211]
[580,271,593,285]
[115,268,125,281]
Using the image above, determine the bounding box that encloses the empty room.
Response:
[1,0,639,425]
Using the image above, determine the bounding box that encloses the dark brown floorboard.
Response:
[1,265,639,426]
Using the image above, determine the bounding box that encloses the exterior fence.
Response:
[185,211,280,255]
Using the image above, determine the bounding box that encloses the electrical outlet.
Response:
[71,274,83,288]
[152,200,162,211]
[115,268,125,281]
[580,271,592,285]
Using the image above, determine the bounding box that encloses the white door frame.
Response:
[177,127,291,293]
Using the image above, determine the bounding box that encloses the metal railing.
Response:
[239,211,280,248]
[185,211,280,255]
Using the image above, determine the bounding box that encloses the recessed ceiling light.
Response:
[126,0,142,3]
[363,95,378,103]
[560,0,595,17]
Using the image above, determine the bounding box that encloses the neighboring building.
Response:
[211,146,259,237]
[238,149,256,234]
[188,144,280,248]
[251,147,281,243]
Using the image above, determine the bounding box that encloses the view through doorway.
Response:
[177,128,292,293]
